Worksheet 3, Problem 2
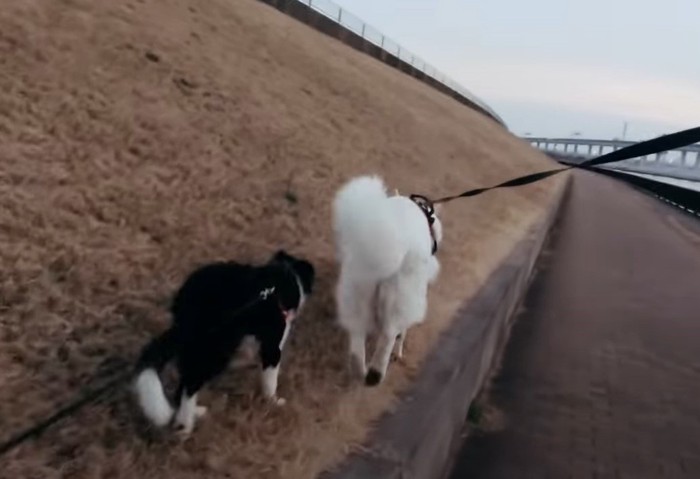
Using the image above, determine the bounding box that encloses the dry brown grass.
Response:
[0,0,561,477]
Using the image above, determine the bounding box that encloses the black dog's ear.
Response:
[294,260,315,295]
[271,249,291,263]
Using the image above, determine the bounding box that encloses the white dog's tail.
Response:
[333,176,406,282]
[132,329,178,427]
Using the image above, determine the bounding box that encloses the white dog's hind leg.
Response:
[393,331,406,361]
[336,271,374,380]
[366,327,398,386]
[349,332,367,378]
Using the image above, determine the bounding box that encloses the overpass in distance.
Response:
[524,136,700,182]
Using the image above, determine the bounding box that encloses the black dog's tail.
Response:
[133,328,178,427]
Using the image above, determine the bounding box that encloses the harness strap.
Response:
[409,194,438,255]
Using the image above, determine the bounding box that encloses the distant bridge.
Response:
[525,137,700,182]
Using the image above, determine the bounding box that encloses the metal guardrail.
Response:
[300,0,503,125]
[530,137,700,184]
[594,168,700,216]
[527,137,700,154]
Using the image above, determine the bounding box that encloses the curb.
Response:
[322,175,571,479]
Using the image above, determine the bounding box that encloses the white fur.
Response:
[333,175,442,384]
[133,368,173,427]
[261,365,285,405]
[394,332,405,359]
[174,392,198,434]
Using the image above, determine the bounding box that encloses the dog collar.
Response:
[260,287,296,322]
[409,194,438,255]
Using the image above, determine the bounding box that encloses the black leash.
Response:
[433,126,700,204]
[0,371,131,456]
[0,286,279,457]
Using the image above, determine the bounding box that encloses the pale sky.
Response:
[331,0,700,140]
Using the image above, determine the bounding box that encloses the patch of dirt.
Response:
[0,0,561,477]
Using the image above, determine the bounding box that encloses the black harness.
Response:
[409,194,438,255]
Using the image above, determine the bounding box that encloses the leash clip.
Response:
[409,194,436,225]
[260,287,276,300]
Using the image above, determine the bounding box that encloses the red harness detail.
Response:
[260,287,297,323]
[282,308,294,323]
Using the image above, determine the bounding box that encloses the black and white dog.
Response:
[133,250,314,434]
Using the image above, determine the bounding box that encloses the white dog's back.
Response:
[333,176,406,282]
[333,176,434,280]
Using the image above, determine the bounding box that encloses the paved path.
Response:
[449,171,700,479]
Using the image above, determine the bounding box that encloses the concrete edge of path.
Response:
[321,174,572,479]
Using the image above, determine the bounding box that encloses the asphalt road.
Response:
[449,170,700,479]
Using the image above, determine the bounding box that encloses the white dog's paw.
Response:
[365,368,383,387]
[273,397,286,407]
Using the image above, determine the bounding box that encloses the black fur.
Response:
[135,250,314,404]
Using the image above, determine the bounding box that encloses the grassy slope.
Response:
[0,0,561,477]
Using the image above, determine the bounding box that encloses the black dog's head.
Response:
[270,250,315,296]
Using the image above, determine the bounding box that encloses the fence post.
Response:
[381,35,385,48]
[361,23,366,38]
[338,7,342,22]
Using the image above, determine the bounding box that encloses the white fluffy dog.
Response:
[333,175,443,386]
